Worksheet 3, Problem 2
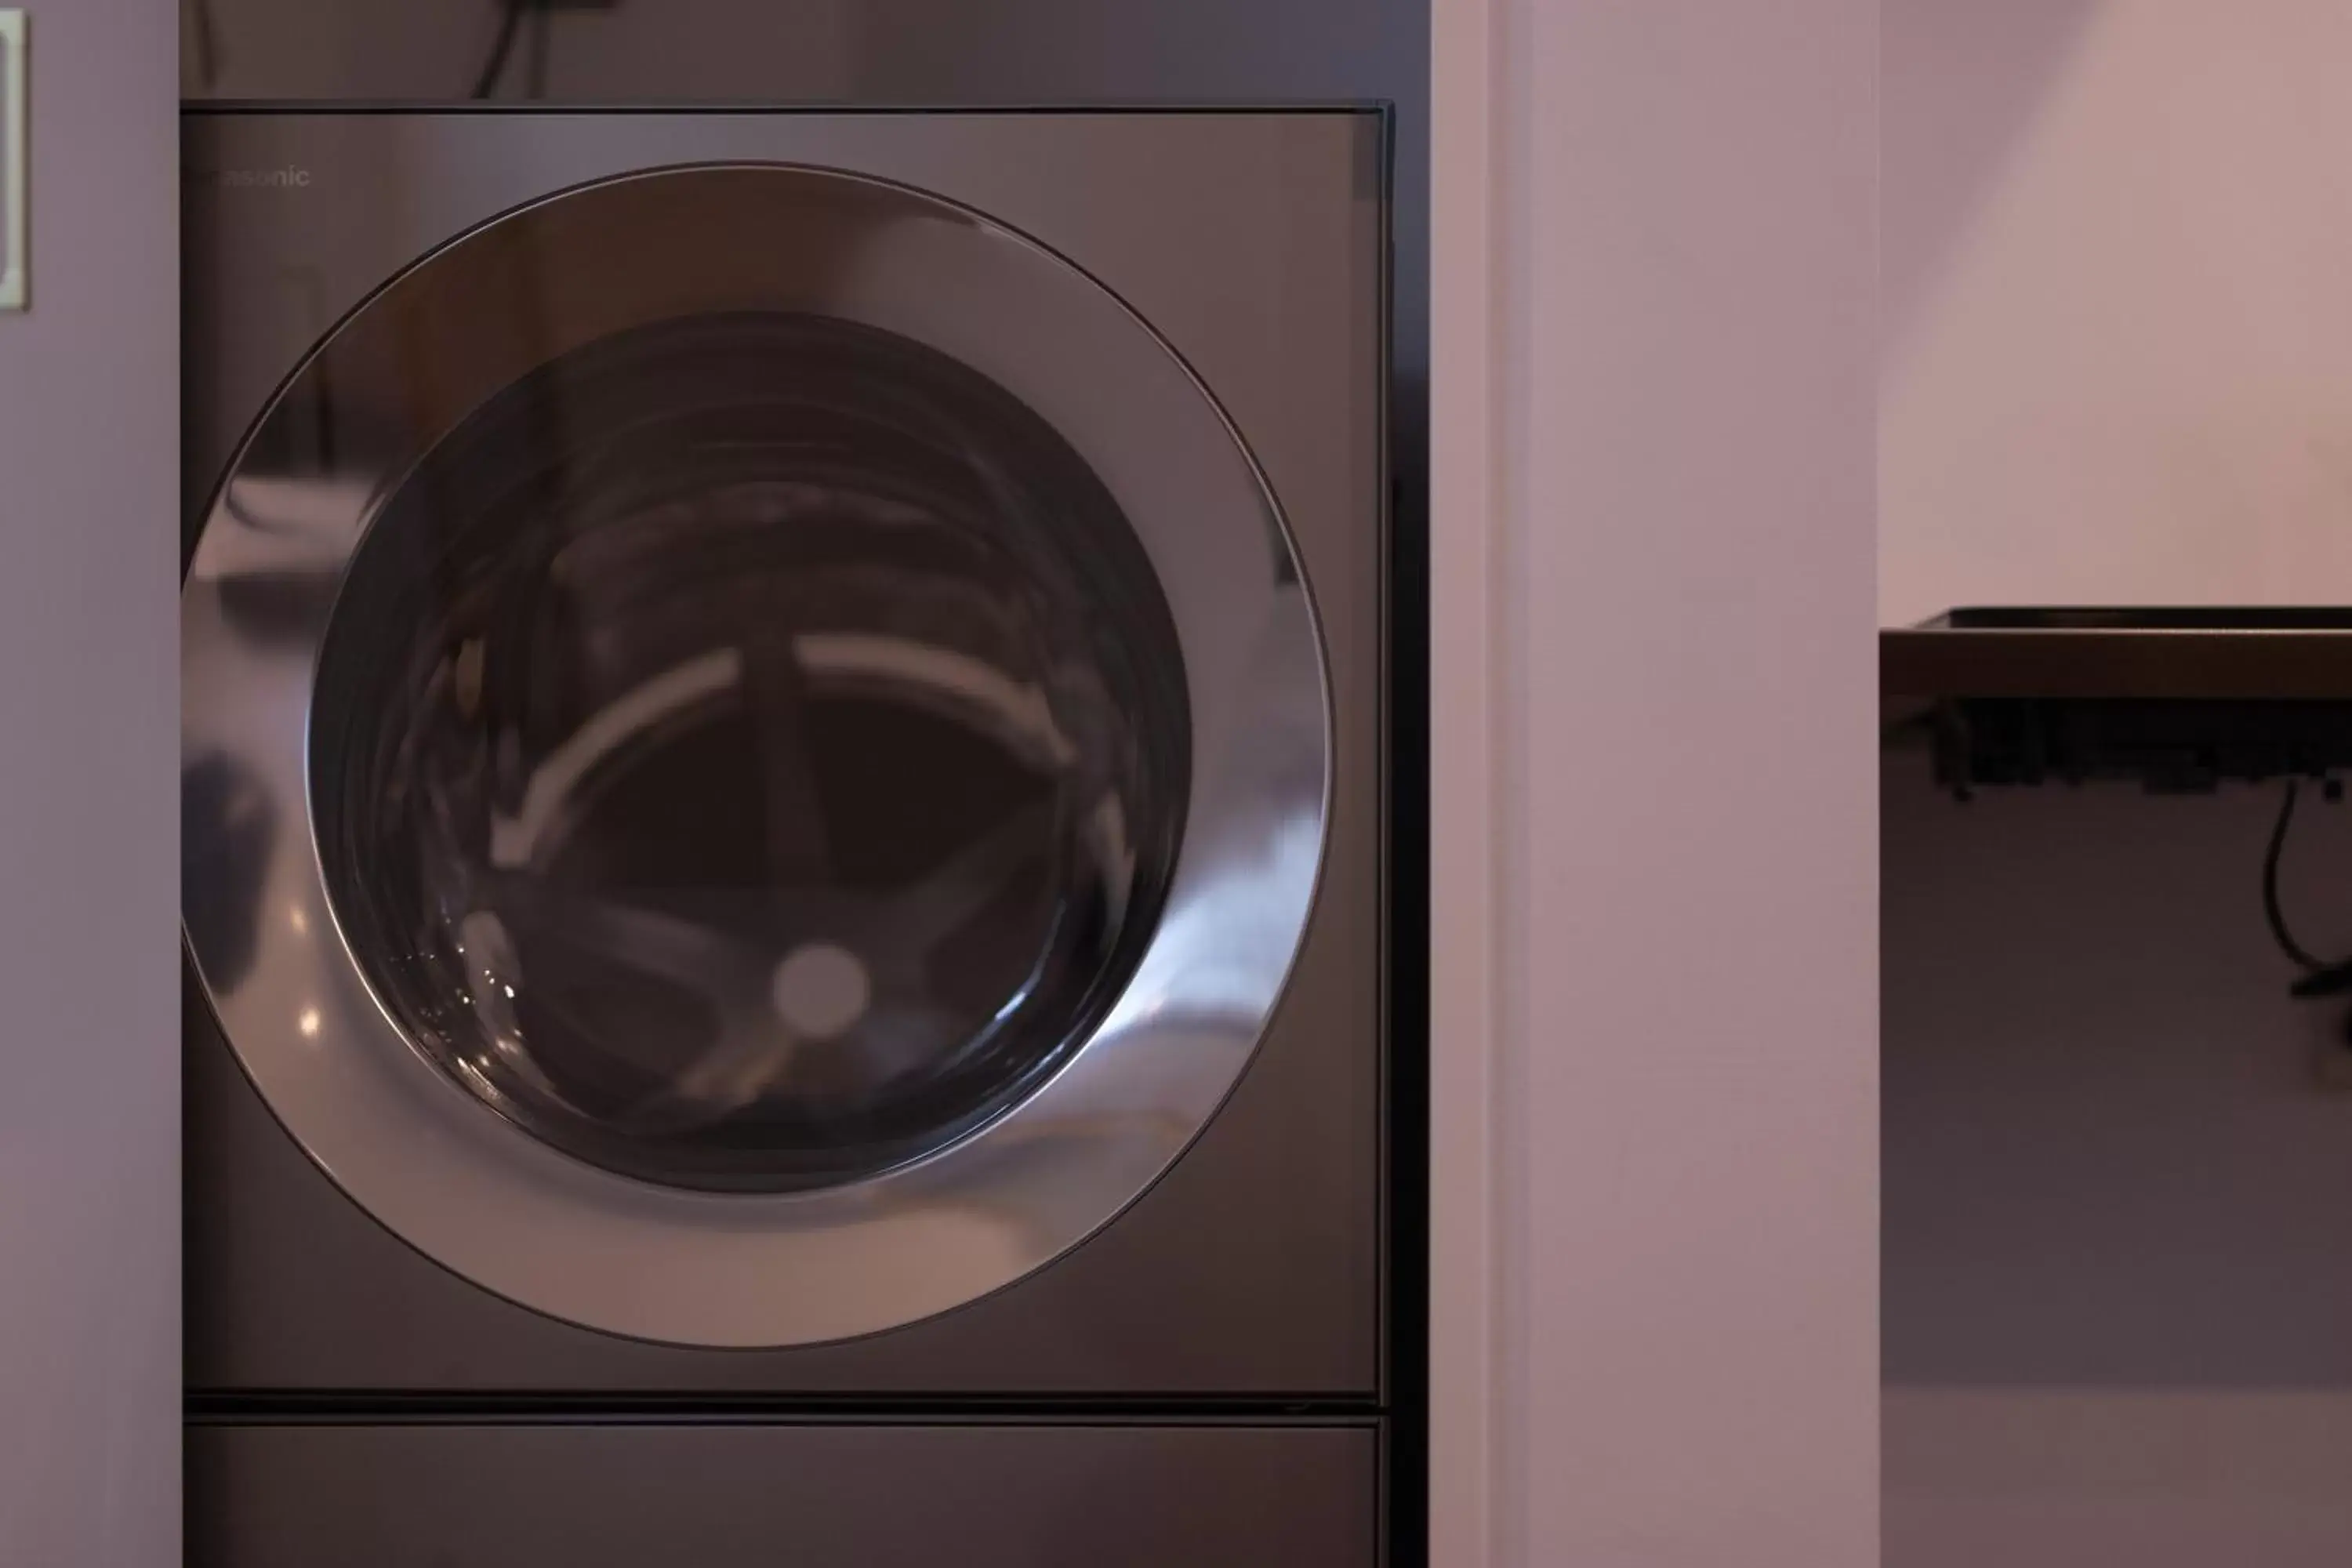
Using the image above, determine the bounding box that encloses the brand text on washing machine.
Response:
[207,167,314,189]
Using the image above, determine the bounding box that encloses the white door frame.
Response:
[1425,2,1880,1561]
[1428,0,1504,1562]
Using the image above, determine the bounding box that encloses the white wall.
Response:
[1881,5,2352,1559]
[1434,1,1879,1560]
[1882,756,2352,1564]
[1882,0,2352,624]
[0,2,181,1564]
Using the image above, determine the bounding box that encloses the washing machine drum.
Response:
[182,165,1330,1348]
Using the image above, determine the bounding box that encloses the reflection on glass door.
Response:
[312,311,1191,1192]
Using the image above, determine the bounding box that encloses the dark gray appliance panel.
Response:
[183,107,1385,1397]
[185,952,1377,1393]
[187,1422,1380,1567]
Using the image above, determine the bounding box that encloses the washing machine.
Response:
[180,107,1390,1563]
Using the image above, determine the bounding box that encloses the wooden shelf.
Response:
[1883,608,2352,702]
[1883,610,2352,791]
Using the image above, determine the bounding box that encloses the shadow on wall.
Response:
[1880,0,2103,362]
[1883,745,2352,1389]
[1882,742,2352,1566]
[182,0,857,101]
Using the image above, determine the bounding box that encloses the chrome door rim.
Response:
[180,163,1333,1348]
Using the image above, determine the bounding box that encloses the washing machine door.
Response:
[181,164,1329,1348]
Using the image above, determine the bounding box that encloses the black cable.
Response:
[470,1,528,100]
[2263,779,2330,972]
[527,0,552,100]
[188,0,223,91]
[2262,779,2352,1060]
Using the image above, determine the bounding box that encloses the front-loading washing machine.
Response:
[181,106,1388,1564]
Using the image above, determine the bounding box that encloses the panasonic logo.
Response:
[205,167,314,189]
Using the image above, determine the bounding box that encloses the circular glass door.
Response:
[182,163,1329,1347]
[314,310,1189,1195]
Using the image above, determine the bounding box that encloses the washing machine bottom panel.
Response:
[185,964,1382,1395]
[187,1421,1382,1567]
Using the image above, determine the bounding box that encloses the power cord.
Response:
[2264,779,2334,972]
[2261,779,2352,1022]
[528,0,554,100]
[187,0,223,91]
[471,2,532,100]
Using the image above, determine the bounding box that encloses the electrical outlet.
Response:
[0,11,21,312]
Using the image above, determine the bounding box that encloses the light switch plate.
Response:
[0,10,23,311]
